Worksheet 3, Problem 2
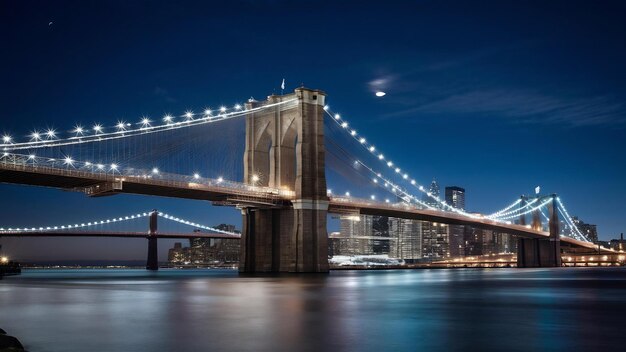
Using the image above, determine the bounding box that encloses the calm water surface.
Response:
[1,268,625,352]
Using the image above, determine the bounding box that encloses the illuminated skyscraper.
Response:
[444,186,465,256]
[423,179,440,208]
[389,218,421,261]
[445,186,465,211]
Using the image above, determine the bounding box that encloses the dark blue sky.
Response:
[1,0,625,260]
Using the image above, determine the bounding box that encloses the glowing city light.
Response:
[46,129,56,138]
[163,115,173,123]
[63,156,74,166]
[2,135,11,143]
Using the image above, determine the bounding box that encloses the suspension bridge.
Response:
[0,87,614,272]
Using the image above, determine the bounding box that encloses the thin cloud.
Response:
[154,86,177,103]
[383,89,625,127]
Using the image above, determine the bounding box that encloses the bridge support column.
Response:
[146,210,158,271]
[240,88,329,273]
[517,195,561,268]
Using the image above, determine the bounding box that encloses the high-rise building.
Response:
[421,221,449,259]
[338,215,376,255]
[372,216,390,254]
[167,224,241,265]
[389,218,421,261]
[445,186,465,211]
[444,186,465,257]
[571,216,598,243]
[423,179,441,208]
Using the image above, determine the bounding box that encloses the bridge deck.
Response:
[0,162,291,207]
[0,162,609,252]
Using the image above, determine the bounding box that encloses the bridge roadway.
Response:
[0,161,612,253]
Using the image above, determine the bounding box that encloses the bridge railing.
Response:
[0,153,296,201]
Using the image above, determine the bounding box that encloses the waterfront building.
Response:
[421,221,449,259]
[389,218,421,261]
[167,224,240,265]
[609,233,626,251]
[572,216,598,243]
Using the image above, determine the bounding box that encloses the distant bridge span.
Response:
[0,230,240,240]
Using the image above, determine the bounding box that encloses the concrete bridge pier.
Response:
[146,210,159,271]
[517,195,562,267]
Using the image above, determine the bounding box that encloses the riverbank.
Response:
[0,262,20,278]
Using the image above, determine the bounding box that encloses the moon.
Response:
[375,91,386,97]
[48,21,53,26]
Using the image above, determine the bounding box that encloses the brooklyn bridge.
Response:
[0,88,615,272]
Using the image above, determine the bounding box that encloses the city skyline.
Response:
[1,0,626,262]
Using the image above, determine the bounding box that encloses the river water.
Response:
[1,268,625,352]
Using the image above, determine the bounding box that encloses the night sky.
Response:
[1,0,625,261]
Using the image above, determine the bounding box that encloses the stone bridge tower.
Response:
[240,88,329,273]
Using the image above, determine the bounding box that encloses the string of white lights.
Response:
[157,212,238,236]
[494,198,553,221]
[0,212,152,232]
[486,199,522,217]
[1,152,127,174]
[1,99,296,151]
[555,197,589,242]
[487,198,540,220]
[557,208,585,241]
[352,160,436,210]
[323,106,518,219]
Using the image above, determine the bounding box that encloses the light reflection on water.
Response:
[1,268,625,352]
